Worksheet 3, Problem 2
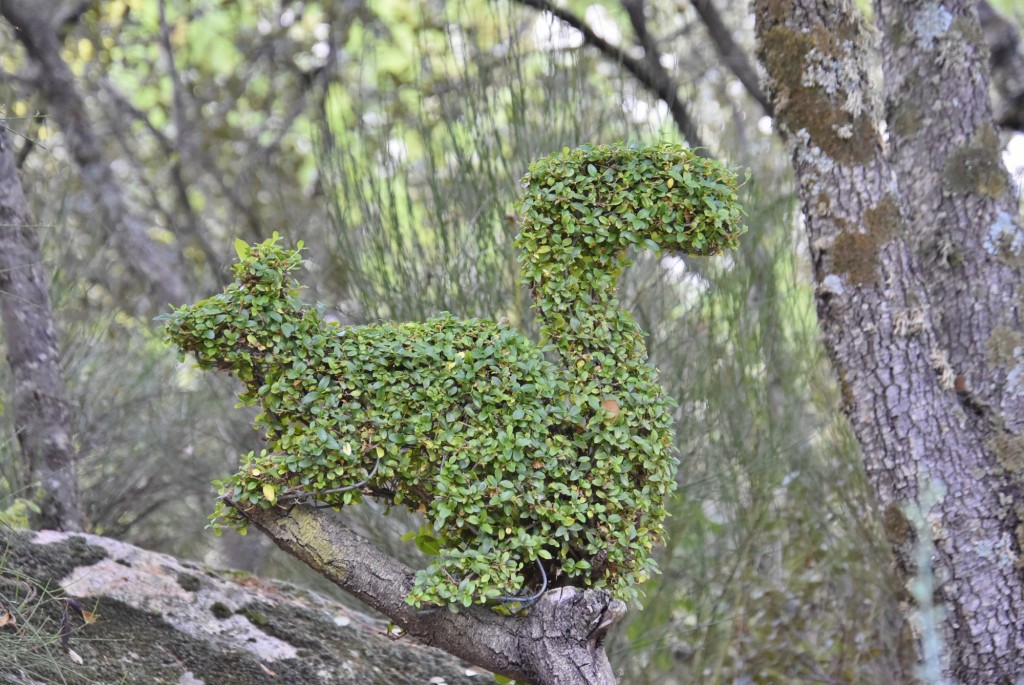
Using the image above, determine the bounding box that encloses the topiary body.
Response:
[164,143,745,608]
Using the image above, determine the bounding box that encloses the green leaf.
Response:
[262,483,277,504]
[415,534,442,556]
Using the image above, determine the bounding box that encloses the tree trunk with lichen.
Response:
[0,126,83,532]
[754,1,1024,682]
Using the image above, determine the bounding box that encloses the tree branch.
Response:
[510,0,707,151]
[689,0,772,115]
[230,499,626,685]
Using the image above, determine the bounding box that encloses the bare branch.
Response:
[509,0,707,150]
[690,0,771,115]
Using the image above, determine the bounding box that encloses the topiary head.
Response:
[162,235,308,376]
[515,142,746,267]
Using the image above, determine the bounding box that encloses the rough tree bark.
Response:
[232,501,627,685]
[754,1,1024,682]
[0,0,191,309]
[0,125,83,531]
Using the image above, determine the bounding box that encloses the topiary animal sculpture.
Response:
[164,142,745,608]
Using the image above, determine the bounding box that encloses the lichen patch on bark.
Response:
[910,4,954,50]
[942,146,1007,198]
[831,196,902,285]
[888,98,923,138]
[985,324,1024,380]
[987,432,1024,568]
[990,432,1024,476]
[984,210,1024,257]
[882,502,914,546]
[759,25,876,165]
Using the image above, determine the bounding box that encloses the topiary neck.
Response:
[518,228,644,389]
[513,143,745,389]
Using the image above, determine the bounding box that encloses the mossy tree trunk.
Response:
[754,1,1024,681]
[0,126,83,531]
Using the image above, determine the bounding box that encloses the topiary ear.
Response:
[230,233,305,293]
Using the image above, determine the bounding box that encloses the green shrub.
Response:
[163,143,744,608]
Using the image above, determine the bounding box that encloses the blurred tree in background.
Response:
[1,0,1022,682]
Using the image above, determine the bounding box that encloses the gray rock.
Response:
[0,529,486,684]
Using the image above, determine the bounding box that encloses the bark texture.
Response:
[0,125,83,531]
[754,1,1024,682]
[0,0,190,309]
[233,500,627,685]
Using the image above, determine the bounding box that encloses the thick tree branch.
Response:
[0,123,83,531]
[510,0,707,151]
[0,0,191,309]
[230,499,626,685]
[620,1,659,67]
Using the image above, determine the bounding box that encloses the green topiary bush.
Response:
[163,142,745,608]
